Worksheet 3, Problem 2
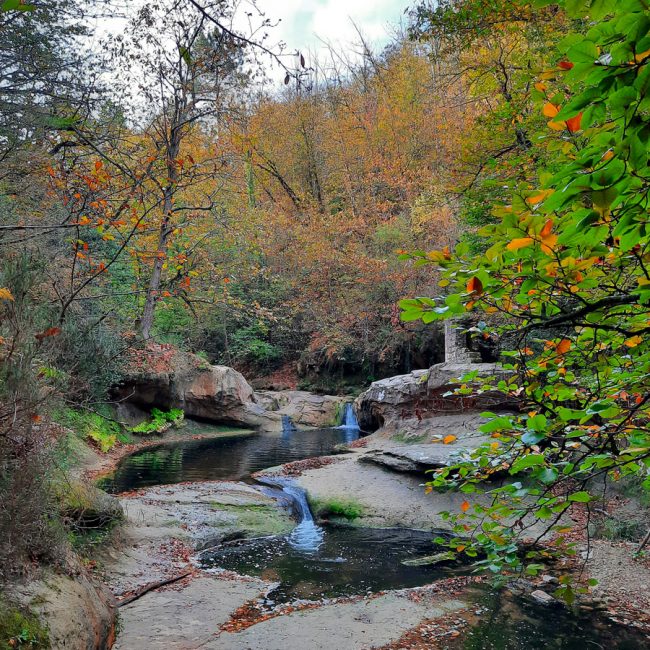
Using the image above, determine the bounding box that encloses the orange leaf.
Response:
[548,120,566,131]
[540,219,553,238]
[466,276,483,295]
[625,335,642,348]
[35,327,62,341]
[506,237,534,251]
[543,102,560,118]
[558,60,574,70]
[443,434,457,444]
[541,233,558,256]
[95,160,103,172]
[555,339,571,355]
[534,82,547,92]
[460,501,470,513]
[565,112,582,133]
[527,190,552,205]
[0,288,14,301]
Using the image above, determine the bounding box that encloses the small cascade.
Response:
[263,477,324,552]
[281,415,296,439]
[337,403,360,442]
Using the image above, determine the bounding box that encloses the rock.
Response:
[530,589,559,606]
[541,574,559,585]
[255,390,347,429]
[113,343,277,429]
[354,362,517,433]
[354,369,430,431]
[401,551,456,566]
[10,570,117,650]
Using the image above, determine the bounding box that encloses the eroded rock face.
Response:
[11,570,116,650]
[354,362,516,432]
[113,344,276,429]
[354,369,430,432]
[255,390,346,429]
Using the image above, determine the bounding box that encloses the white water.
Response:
[264,477,324,552]
[337,403,359,443]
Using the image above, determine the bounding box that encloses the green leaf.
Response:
[510,454,546,474]
[568,491,592,503]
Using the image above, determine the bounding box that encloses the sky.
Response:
[241,0,412,76]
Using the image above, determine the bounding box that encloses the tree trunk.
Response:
[140,145,180,340]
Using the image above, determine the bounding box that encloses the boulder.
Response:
[113,343,278,429]
[354,369,429,432]
[354,362,516,432]
[255,390,347,429]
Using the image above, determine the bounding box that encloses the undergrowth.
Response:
[0,600,49,649]
[131,408,184,435]
[53,407,125,453]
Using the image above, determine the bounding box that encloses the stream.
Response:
[101,417,648,648]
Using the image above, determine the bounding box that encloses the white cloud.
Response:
[248,0,410,71]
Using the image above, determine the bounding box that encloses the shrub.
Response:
[131,408,184,435]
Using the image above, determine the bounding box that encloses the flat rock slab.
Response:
[206,593,466,650]
[114,576,267,649]
[101,482,294,597]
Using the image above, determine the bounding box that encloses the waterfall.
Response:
[262,477,324,552]
[338,403,360,442]
[339,403,359,429]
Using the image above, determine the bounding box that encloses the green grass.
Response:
[310,497,364,521]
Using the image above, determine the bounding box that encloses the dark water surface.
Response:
[456,588,647,650]
[199,525,464,602]
[99,425,359,493]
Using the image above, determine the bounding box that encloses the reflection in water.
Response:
[199,525,462,603]
[457,588,647,650]
[99,425,360,494]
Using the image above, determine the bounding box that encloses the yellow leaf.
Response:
[0,288,14,301]
[443,434,457,444]
[635,48,650,63]
[506,237,534,251]
[534,82,547,92]
[548,120,566,131]
[625,335,642,348]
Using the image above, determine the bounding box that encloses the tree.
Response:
[401,0,650,596]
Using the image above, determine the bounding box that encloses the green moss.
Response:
[310,497,364,521]
[209,503,294,535]
[131,408,184,435]
[391,431,428,444]
[53,407,125,453]
[0,601,49,649]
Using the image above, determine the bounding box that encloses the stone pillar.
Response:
[444,319,481,364]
